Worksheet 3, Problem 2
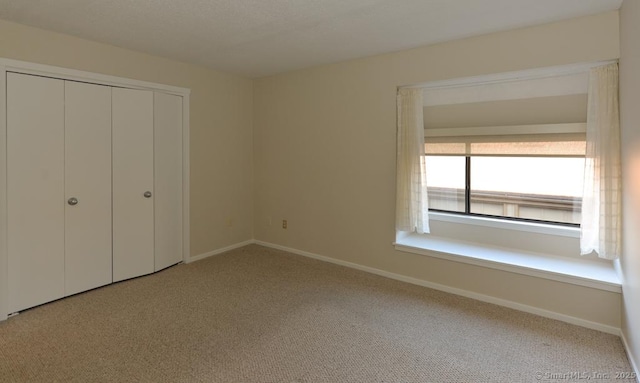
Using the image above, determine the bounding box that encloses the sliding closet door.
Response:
[7,73,65,312]
[154,92,183,271]
[112,88,155,282]
[64,81,113,296]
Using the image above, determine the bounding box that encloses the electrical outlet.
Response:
[226,218,233,228]
[282,219,287,229]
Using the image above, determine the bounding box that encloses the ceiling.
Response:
[0,0,623,78]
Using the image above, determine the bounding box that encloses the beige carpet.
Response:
[0,244,632,382]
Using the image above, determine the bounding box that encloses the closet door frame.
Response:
[0,59,191,321]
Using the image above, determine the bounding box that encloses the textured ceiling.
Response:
[0,0,623,78]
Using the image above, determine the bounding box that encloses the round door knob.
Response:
[143,191,152,198]
[67,197,78,206]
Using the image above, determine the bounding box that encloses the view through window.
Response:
[425,155,584,225]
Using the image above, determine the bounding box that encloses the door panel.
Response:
[7,73,65,312]
[64,81,113,296]
[112,88,155,282]
[154,93,183,271]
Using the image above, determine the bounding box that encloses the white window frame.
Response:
[428,211,580,238]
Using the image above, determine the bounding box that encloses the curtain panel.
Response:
[396,88,430,234]
[580,63,621,260]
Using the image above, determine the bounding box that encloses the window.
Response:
[417,70,589,228]
[396,62,621,278]
[424,126,586,226]
[426,155,584,225]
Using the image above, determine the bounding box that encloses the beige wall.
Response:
[0,19,254,257]
[424,94,587,129]
[620,0,640,371]
[254,12,621,327]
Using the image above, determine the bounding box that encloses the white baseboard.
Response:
[254,240,620,335]
[621,331,640,382]
[187,239,255,263]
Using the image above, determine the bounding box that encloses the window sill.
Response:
[394,233,621,293]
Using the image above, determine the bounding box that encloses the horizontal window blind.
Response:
[425,123,586,157]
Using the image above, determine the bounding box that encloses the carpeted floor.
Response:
[0,244,633,382]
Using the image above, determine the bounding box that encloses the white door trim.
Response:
[0,57,191,320]
[0,57,189,95]
[0,65,8,321]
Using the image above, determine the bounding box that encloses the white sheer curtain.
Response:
[580,63,621,260]
[396,88,430,234]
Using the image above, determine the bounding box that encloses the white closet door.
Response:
[64,81,113,296]
[112,88,155,282]
[154,93,183,271]
[7,73,65,312]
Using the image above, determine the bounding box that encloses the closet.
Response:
[5,71,185,314]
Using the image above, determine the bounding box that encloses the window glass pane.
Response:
[425,156,465,213]
[470,157,583,224]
